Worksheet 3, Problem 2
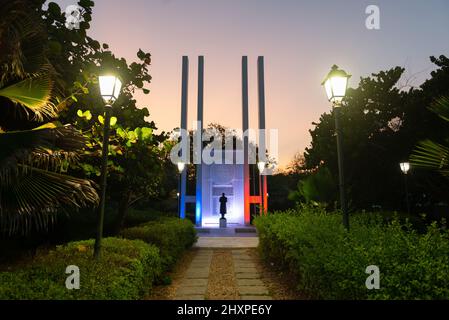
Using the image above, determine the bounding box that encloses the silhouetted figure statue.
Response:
[219,193,227,219]
[219,193,228,228]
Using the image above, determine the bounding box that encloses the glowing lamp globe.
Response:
[99,75,122,104]
[322,65,351,105]
[400,162,410,174]
[257,161,266,173]
[177,162,186,173]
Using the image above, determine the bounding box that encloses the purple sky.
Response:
[54,0,449,168]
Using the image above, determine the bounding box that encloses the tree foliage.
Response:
[42,0,173,230]
[304,56,449,213]
[0,0,99,235]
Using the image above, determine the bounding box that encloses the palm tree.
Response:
[410,96,449,177]
[0,0,98,235]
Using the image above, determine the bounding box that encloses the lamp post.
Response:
[257,161,266,215]
[94,75,122,260]
[400,162,411,214]
[322,65,351,230]
[177,162,185,218]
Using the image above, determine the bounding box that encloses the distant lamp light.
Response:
[176,192,180,198]
[177,161,185,173]
[257,161,266,173]
[322,65,351,106]
[400,162,410,174]
[99,75,122,104]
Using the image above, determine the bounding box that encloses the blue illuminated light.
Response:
[195,201,202,226]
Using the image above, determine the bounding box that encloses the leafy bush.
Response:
[124,208,175,228]
[0,238,162,300]
[255,207,449,299]
[289,167,337,207]
[121,218,197,270]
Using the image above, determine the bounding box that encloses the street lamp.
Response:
[94,74,122,259]
[257,161,266,215]
[400,162,410,174]
[322,65,351,230]
[257,161,266,173]
[400,162,411,214]
[177,161,186,174]
[177,162,185,217]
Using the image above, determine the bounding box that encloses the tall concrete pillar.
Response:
[242,56,251,225]
[195,56,204,226]
[258,56,268,214]
[180,56,189,219]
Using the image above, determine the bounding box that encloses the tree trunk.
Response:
[115,192,130,234]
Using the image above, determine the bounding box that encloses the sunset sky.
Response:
[55,0,449,168]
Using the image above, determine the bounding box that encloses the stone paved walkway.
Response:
[232,249,272,300]
[174,249,213,300]
[174,248,272,300]
[194,237,259,248]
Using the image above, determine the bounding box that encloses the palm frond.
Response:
[410,139,449,176]
[0,0,48,82]
[0,73,57,120]
[429,96,449,123]
[0,124,85,172]
[27,150,80,173]
[0,166,99,235]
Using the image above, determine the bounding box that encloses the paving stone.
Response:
[238,286,269,295]
[191,258,212,262]
[234,267,259,273]
[232,255,252,260]
[191,257,212,261]
[192,260,212,264]
[240,295,273,300]
[190,263,211,267]
[235,273,261,279]
[184,270,210,279]
[232,253,250,257]
[196,251,214,256]
[195,238,258,248]
[174,295,205,300]
[176,286,207,295]
[179,279,208,287]
[186,266,210,272]
[191,258,212,265]
[237,279,265,287]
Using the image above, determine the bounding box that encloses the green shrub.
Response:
[255,207,449,299]
[0,238,162,300]
[121,217,197,270]
[124,208,174,227]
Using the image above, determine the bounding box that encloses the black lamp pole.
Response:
[178,172,181,217]
[404,172,411,215]
[94,104,112,260]
[334,106,349,230]
[323,65,350,230]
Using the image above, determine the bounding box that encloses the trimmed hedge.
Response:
[0,238,162,300]
[121,217,197,270]
[124,208,175,228]
[255,207,449,299]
